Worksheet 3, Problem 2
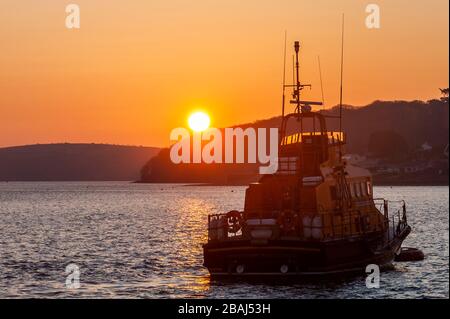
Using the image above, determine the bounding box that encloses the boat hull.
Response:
[203,226,411,278]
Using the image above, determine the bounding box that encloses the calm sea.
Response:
[0,182,448,298]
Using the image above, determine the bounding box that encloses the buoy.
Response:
[395,247,425,262]
[236,264,245,274]
[280,265,289,274]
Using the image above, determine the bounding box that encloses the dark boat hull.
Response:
[203,226,411,277]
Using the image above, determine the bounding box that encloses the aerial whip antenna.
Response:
[294,41,301,112]
[318,55,325,109]
[339,14,345,159]
[281,31,287,119]
[339,14,345,137]
[292,55,295,95]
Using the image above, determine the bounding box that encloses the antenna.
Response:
[281,31,287,119]
[294,41,301,111]
[337,14,346,161]
[292,55,295,91]
[339,14,345,136]
[318,55,325,108]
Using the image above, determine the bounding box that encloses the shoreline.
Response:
[135,180,449,187]
[1,180,447,187]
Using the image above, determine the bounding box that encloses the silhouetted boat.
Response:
[203,41,411,277]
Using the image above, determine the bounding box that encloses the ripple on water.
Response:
[0,182,448,298]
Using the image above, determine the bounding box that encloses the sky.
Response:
[0,0,448,147]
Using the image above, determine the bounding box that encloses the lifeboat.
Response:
[203,41,411,277]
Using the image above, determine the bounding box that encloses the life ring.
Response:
[226,210,242,234]
[277,210,298,232]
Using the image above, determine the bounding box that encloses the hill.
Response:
[140,99,449,185]
[0,143,160,181]
[227,99,449,154]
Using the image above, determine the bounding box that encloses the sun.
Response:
[188,111,210,132]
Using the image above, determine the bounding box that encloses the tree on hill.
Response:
[440,88,449,103]
[368,130,409,160]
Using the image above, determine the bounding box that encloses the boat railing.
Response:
[208,212,245,242]
[207,204,408,243]
[373,198,409,242]
[281,131,346,147]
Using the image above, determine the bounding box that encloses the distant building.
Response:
[375,166,401,175]
[343,154,366,165]
[400,161,432,174]
[420,142,433,152]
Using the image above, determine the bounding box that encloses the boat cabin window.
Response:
[361,182,367,197]
[350,183,356,198]
[355,182,362,198]
[366,181,372,197]
[277,157,298,175]
[281,131,344,146]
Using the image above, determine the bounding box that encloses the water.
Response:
[0,182,448,299]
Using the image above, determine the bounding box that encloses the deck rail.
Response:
[374,199,409,242]
[207,200,408,243]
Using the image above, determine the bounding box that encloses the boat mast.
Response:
[288,42,317,113]
[279,41,323,143]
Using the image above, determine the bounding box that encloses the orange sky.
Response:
[0,0,448,148]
